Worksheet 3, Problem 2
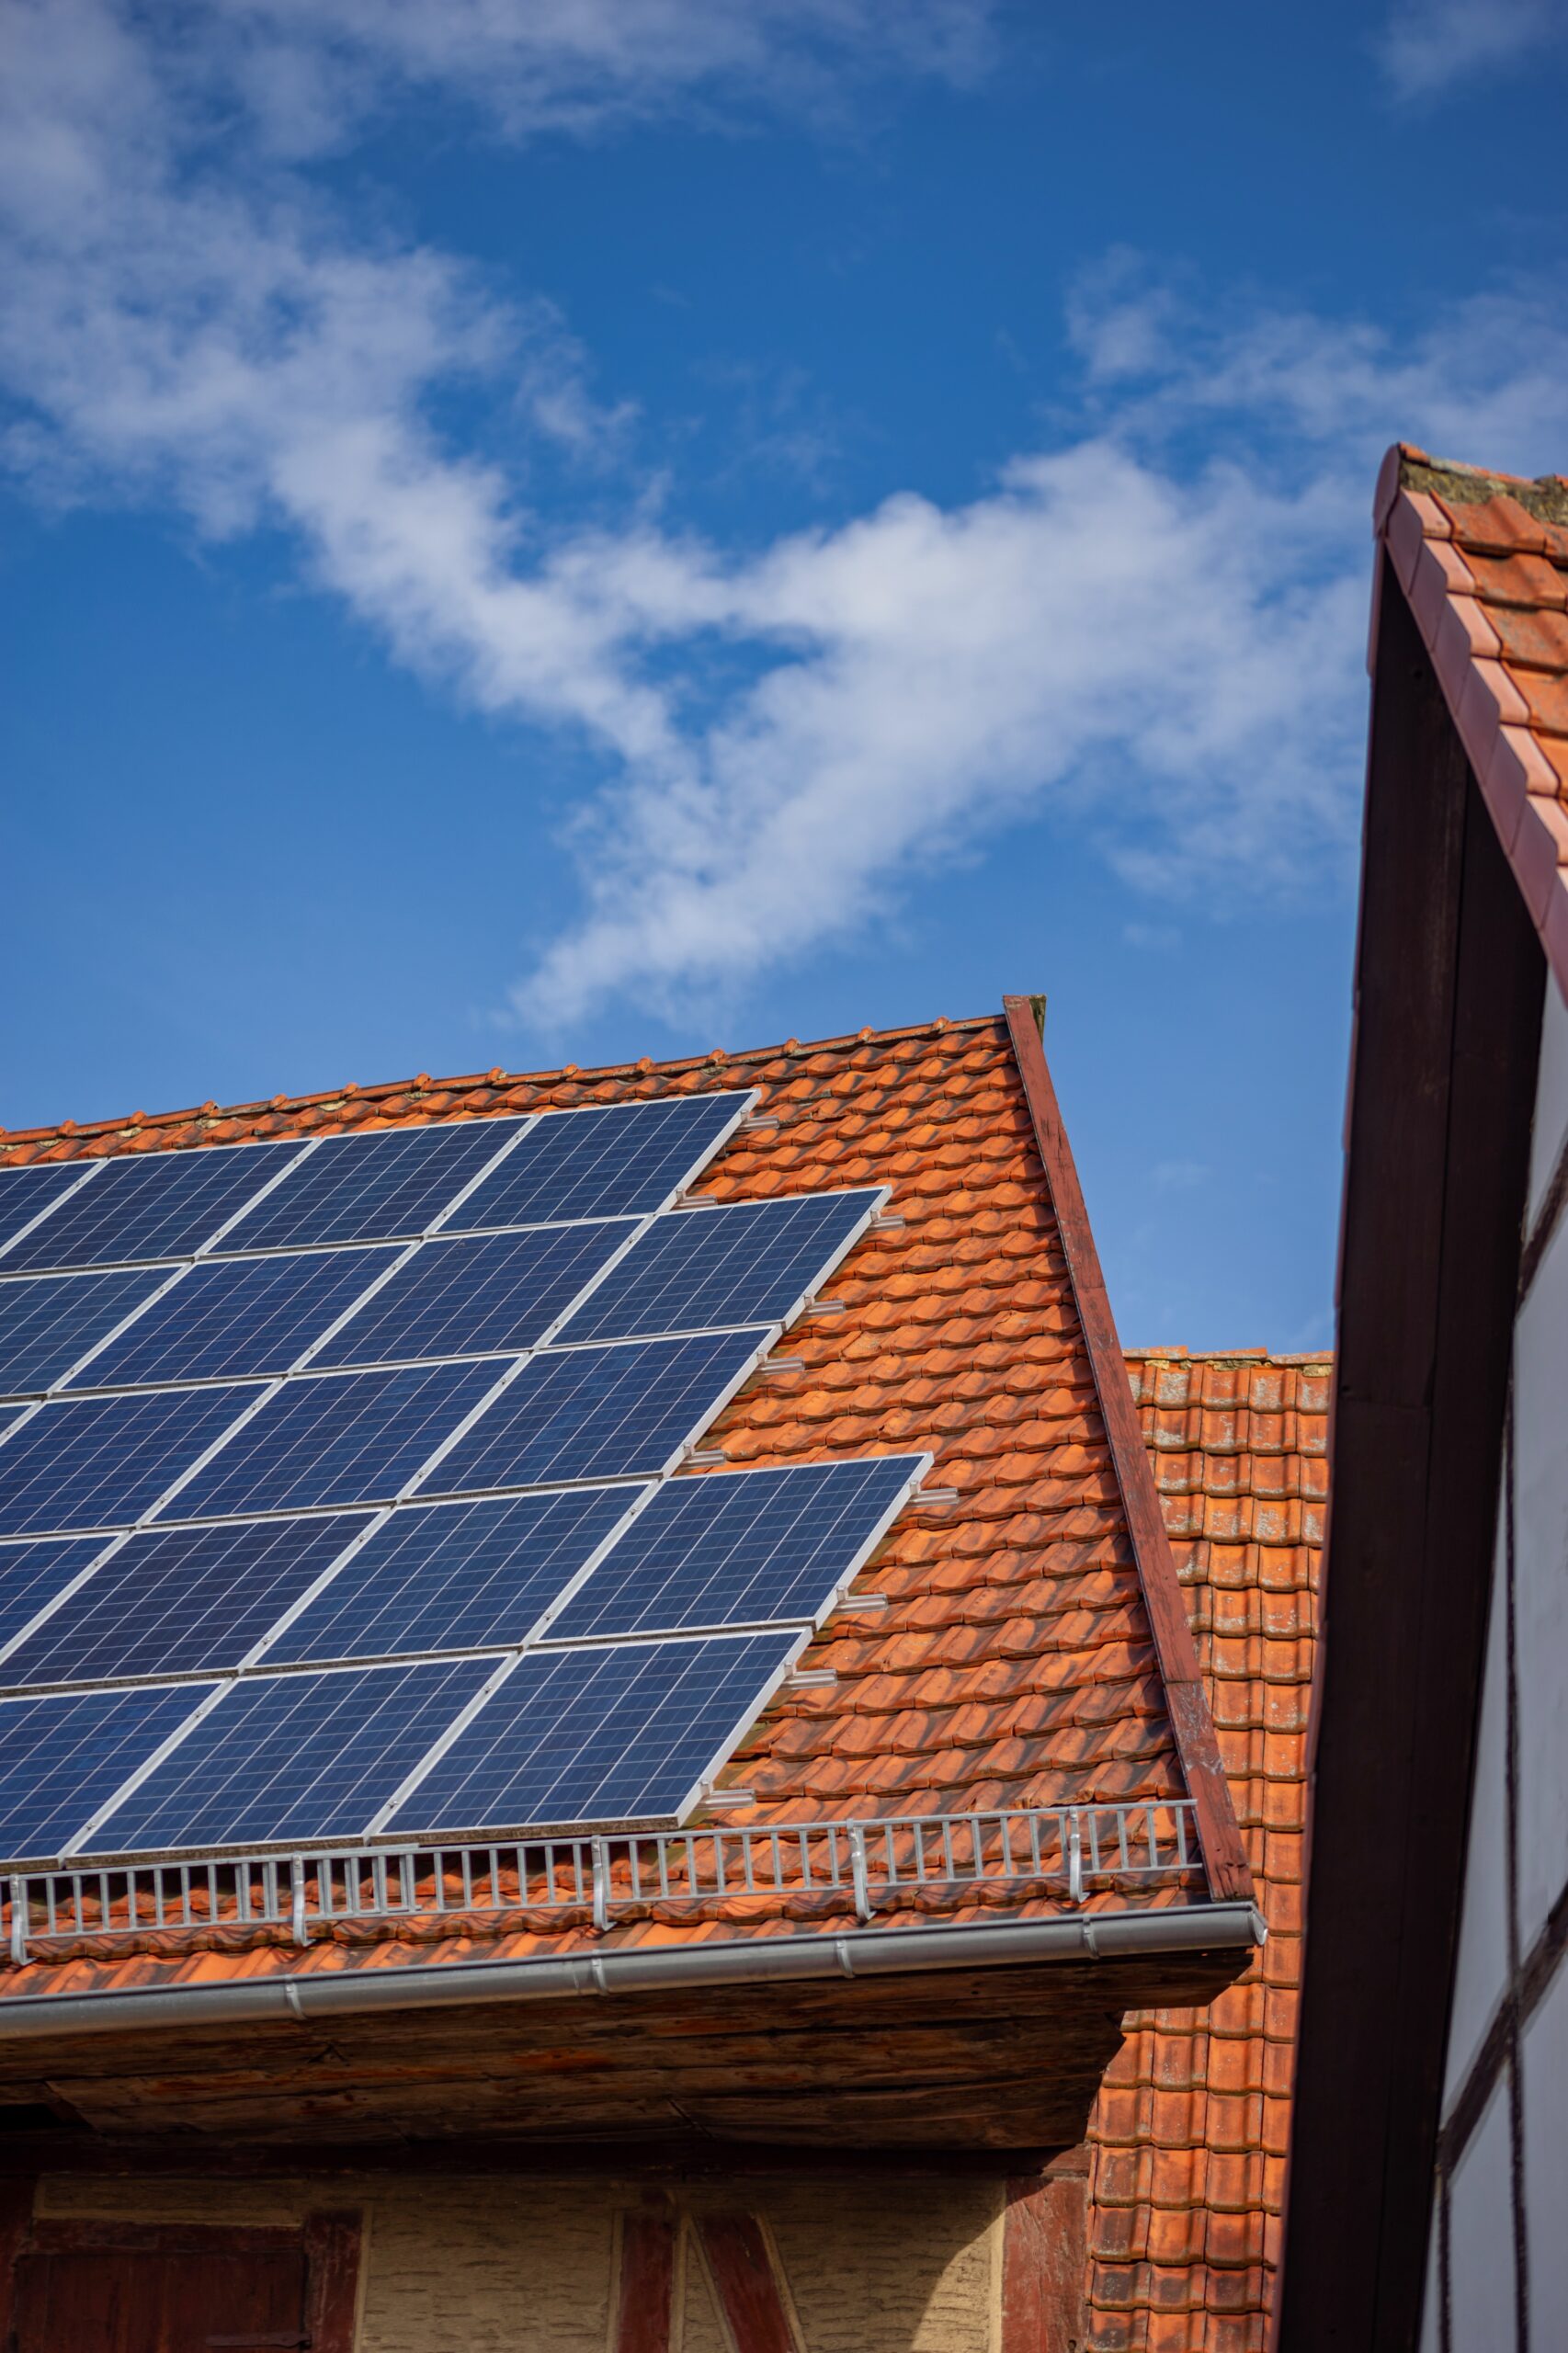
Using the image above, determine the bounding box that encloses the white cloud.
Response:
[1378,0,1564,98]
[164,0,998,154]
[511,447,1367,1023]
[3,4,1568,1036]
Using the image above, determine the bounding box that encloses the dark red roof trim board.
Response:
[1275,494,1547,2349]
[1003,996,1254,1904]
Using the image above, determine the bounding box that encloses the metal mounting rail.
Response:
[4,1800,1201,1964]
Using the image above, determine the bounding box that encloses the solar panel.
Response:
[384,1631,798,1836]
[0,1682,213,1863]
[216,1120,527,1254]
[311,1222,635,1372]
[84,1656,496,1855]
[0,1267,168,1398]
[0,1142,306,1273]
[0,1537,107,1654]
[0,1163,94,1257]
[556,1188,882,1344]
[267,1486,644,1667]
[0,1101,926,1868]
[165,1358,506,1523]
[426,1328,768,1498]
[68,1245,395,1391]
[548,1456,924,1641]
[0,1384,254,1538]
[0,1515,373,1689]
[444,1095,751,1232]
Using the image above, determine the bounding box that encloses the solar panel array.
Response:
[0,1096,927,1865]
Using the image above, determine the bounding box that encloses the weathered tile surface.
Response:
[1085,1348,1328,2352]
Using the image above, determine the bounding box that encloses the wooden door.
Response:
[12,2231,310,2353]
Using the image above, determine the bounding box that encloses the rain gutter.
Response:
[0,1902,1262,2040]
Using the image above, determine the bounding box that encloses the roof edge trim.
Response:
[0,1902,1264,2041]
[1001,995,1255,1904]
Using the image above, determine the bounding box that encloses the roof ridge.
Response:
[0,1010,1006,1154]
[1397,443,1568,530]
[1125,1346,1335,1365]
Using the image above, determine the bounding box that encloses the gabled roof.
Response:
[1087,1349,1327,2352]
[0,1005,1251,2032]
[1278,450,1556,2349]
[1374,444,1568,996]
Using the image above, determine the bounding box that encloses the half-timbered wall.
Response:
[16,2165,1076,2352]
[1426,973,1568,2353]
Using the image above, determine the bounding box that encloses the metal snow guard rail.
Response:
[5,1799,1201,1964]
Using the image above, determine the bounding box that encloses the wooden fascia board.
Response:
[1273,569,1542,2352]
[1001,995,1254,1904]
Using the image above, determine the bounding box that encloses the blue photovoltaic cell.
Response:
[0,1682,213,1864]
[551,1455,922,1641]
[0,1267,167,1398]
[0,1164,93,1257]
[387,1632,796,1836]
[0,1142,305,1274]
[269,1485,642,1666]
[0,1514,373,1689]
[71,1245,394,1391]
[217,1120,526,1254]
[312,1222,634,1372]
[165,1358,505,1522]
[427,1329,766,1497]
[0,1385,254,1538]
[557,1189,881,1345]
[86,1656,496,1853]
[0,1537,108,1655]
[445,1096,748,1232]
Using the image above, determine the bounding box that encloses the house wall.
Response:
[30,2165,1007,2352]
[1424,972,1568,2351]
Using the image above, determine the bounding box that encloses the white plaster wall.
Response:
[1526,973,1568,1225]
[1444,1513,1511,2105]
[1523,1955,1568,2352]
[1418,2206,1441,2353]
[1508,1195,1568,1955]
[1446,2080,1517,2353]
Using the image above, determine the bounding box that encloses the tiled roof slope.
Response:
[1375,444,1568,996]
[0,1013,1240,2004]
[1085,1349,1329,2352]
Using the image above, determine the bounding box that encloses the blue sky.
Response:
[5,0,1568,1350]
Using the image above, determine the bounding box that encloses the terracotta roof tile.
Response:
[1083,1348,1328,2349]
[1377,447,1568,998]
[1,1012,1242,2006]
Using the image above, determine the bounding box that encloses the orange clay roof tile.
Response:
[1082,1347,1328,2350]
[1377,447,1568,997]
[1,1011,1247,2007]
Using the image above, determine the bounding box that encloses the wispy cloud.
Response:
[4,4,1567,1037]
[1377,0,1565,99]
